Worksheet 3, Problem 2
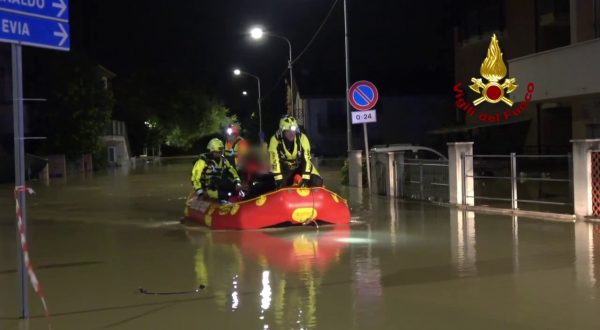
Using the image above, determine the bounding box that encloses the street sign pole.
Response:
[1,0,70,319]
[348,80,378,192]
[11,43,28,319]
[363,123,371,191]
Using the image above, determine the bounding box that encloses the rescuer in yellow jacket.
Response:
[268,115,323,189]
[191,138,243,201]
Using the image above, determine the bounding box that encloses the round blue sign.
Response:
[349,81,379,111]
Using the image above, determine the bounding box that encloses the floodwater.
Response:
[1,160,600,330]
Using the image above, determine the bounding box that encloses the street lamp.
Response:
[249,26,295,117]
[242,91,248,96]
[233,68,263,141]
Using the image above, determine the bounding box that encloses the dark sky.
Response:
[66,0,455,117]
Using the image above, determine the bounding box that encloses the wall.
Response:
[303,95,449,157]
[509,38,600,102]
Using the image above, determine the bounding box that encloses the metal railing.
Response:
[462,153,573,212]
[398,159,449,202]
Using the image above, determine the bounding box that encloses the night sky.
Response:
[64,0,455,119]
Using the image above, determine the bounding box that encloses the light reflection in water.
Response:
[261,270,272,310]
[231,275,239,311]
[575,222,599,291]
[450,210,477,277]
[187,227,351,329]
[352,224,384,329]
[512,215,520,272]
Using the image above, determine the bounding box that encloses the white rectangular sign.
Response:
[352,110,377,124]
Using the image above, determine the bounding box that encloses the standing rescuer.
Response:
[224,124,249,169]
[268,115,323,189]
[191,138,243,202]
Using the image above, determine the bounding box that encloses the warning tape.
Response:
[14,186,50,318]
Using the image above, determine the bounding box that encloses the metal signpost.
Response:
[349,80,379,191]
[0,0,70,319]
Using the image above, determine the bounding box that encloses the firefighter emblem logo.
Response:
[468,34,518,106]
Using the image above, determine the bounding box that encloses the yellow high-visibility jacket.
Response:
[268,133,319,181]
[191,154,240,199]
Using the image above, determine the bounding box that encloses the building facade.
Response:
[452,0,600,154]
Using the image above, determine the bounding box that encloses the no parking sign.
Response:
[349,80,379,111]
[349,80,378,124]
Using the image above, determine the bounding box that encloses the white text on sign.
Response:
[351,110,377,124]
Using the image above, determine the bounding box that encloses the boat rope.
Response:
[138,285,206,295]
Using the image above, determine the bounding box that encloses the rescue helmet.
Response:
[225,124,240,136]
[207,138,225,152]
[279,115,299,133]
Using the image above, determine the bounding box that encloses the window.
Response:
[536,0,570,51]
[108,147,117,163]
[458,0,504,43]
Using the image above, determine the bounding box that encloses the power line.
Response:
[291,0,339,65]
[260,66,289,102]
[261,0,340,101]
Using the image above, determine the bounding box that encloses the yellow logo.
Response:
[469,34,518,106]
[297,188,311,197]
[256,195,267,206]
[292,208,318,223]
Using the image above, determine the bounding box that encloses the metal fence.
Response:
[462,153,573,213]
[593,152,600,216]
[397,159,449,202]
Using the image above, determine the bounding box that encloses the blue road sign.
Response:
[0,0,68,22]
[349,80,379,111]
[0,10,69,50]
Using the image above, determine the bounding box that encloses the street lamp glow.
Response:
[250,27,264,40]
[233,69,241,76]
[242,91,248,96]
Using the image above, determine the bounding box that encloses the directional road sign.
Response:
[0,0,69,51]
[0,0,68,21]
[349,80,379,111]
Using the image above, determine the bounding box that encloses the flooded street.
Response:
[1,160,600,329]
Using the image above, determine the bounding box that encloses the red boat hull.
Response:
[184,187,351,230]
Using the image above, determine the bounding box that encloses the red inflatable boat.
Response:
[183,187,351,230]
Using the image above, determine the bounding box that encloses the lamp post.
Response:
[249,27,295,117]
[234,69,263,141]
[343,0,352,153]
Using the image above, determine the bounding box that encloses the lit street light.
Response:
[249,26,295,117]
[242,91,248,96]
[250,27,264,40]
[233,68,263,141]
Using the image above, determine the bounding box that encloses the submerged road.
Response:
[1,159,599,329]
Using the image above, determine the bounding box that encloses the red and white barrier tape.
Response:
[14,186,50,318]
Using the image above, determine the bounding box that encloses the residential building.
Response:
[449,0,600,154]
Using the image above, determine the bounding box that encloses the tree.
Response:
[162,89,237,150]
[115,72,237,153]
[26,53,115,159]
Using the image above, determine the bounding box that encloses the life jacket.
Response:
[276,133,304,170]
[198,154,228,187]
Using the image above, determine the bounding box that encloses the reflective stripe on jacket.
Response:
[268,133,318,181]
[191,154,240,194]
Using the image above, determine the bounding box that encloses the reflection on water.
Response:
[4,163,600,329]
[575,222,600,292]
[187,226,351,329]
[450,210,477,277]
[512,215,520,272]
